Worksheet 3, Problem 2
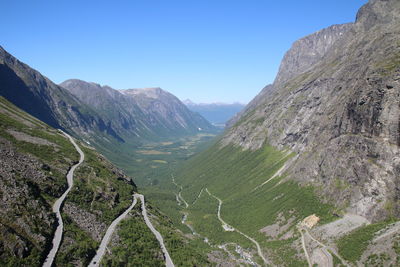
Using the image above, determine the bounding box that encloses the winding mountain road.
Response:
[205,188,270,266]
[136,193,175,267]
[43,131,84,267]
[171,174,188,208]
[298,222,349,267]
[305,228,349,267]
[42,132,174,266]
[89,193,175,267]
[88,196,138,267]
[171,178,257,265]
[299,228,312,267]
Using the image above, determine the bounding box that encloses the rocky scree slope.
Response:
[60,79,215,140]
[222,0,400,221]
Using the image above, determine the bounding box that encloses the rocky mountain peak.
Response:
[60,79,107,91]
[0,46,12,63]
[273,23,353,86]
[0,46,6,57]
[121,87,166,99]
[355,0,400,31]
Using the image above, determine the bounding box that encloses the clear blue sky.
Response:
[1,0,367,104]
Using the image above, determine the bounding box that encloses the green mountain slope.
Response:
[169,0,400,266]
[174,143,335,265]
[0,96,208,266]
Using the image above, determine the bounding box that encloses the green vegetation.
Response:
[68,146,135,224]
[176,144,335,232]
[1,96,214,266]
[57,136,211,266]
[102,202,210,266]
[187,189,252,247]
[99,133,217,187]
[148,204,211,266]
[0,247,42,267]
[169,143,336,265]
[55,144,138,265]
[55,214,99,267]
[264,238,307,266]
[365,253,390,266]
[393,237,400,263]
[102,206,165,266]
[375,51,400,75]
[337,219,396,262]
[329,250,345,267]
[122,133,219,233]
[141,187,185,231]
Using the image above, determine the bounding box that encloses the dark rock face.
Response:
[221,0,400,221]
[0,63,60,129]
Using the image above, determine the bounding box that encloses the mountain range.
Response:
[60,80,215,140]
[0,47,217,174]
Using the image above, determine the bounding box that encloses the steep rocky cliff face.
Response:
[60,79,215,140]
[221,0,400,221]
[273,23,353,86]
